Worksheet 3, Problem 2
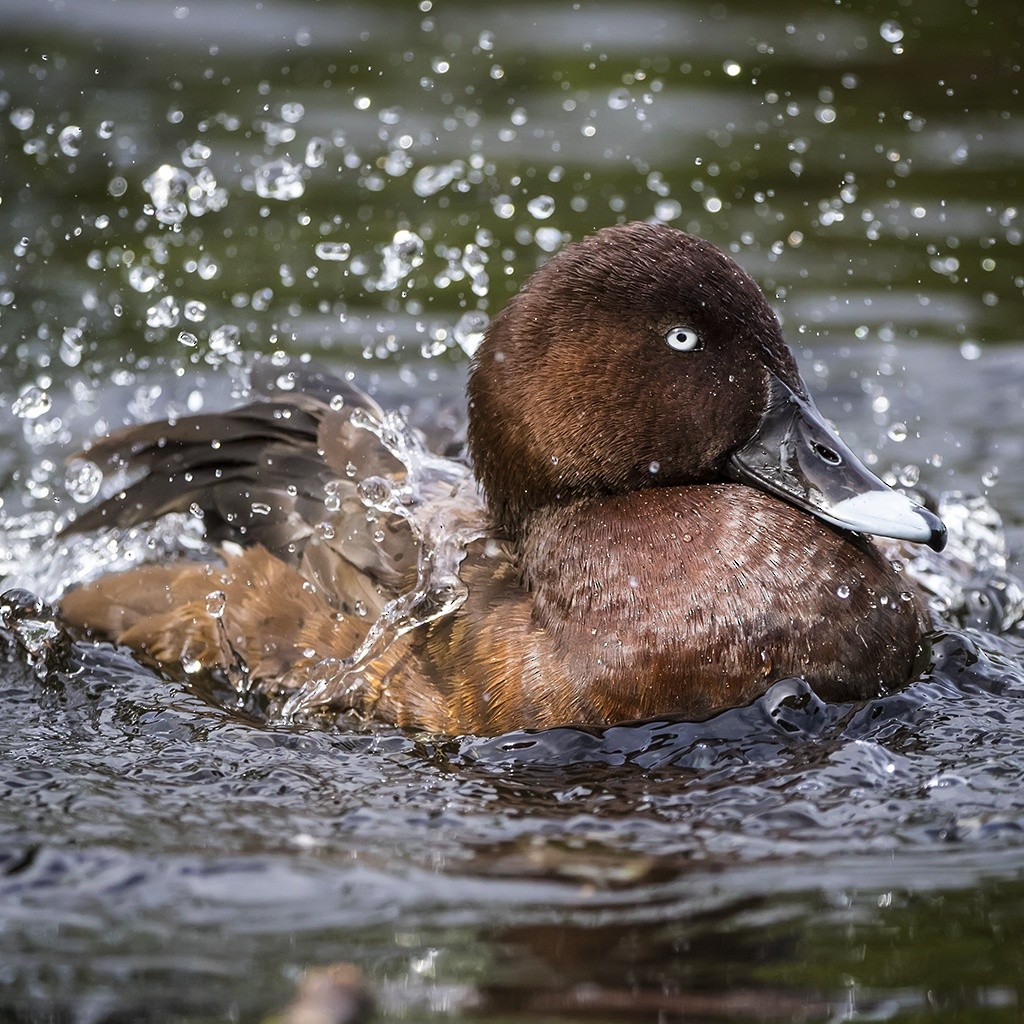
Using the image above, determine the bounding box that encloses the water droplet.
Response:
[421,335,448,359]
[534,227,562,253]
[65,460,103,503]
[10,107,34,131]
[0,591,62,660]
[413,161,461,197]
[898,464,920,487]
[178,331,198,347]
[358,476,393,507]
[492,195,514,219]
[527,195,555,220]
[376,230,424,290]
[128,265,161,293]
[143,164,193,225]
[146,295,180,328]
[654,199,681,222]
[305,136,327,168]
[184,299,207,322]
[607,87,630,110]
[254,158,305,200]
[181,141,211,167]
[315,241,351,262]
[349,408,376,431]
[58,125,82,157]
[383,148,411,177]
[204,590,227,618]
[60,326,85,367]
[461,243,489,296]
[209,324,241,356]
[837,584,851,599]
[887,422,907,442]
[982,466,1000,488]
[879,20,904,43]
[12,386,51,420]
[188,167,227,216]
[454,310,488,357]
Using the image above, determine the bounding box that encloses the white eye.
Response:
[665,326,702,352]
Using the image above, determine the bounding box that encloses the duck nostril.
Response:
[812,442,843,466]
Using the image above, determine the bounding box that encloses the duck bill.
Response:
[729,374,947,552]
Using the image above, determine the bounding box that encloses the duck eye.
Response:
[665,326,703,352]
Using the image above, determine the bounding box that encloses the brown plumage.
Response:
[59,223,942,734]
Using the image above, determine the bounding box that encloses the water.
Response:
[1,0,1023,1020]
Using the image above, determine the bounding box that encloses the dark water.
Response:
[1,1,1024,1021]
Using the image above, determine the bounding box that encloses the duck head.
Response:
[468,221,945,552]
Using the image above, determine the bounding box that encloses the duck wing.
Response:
[61,358,419,617]
[65,363,381,540]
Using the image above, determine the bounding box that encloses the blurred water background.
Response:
[1,1,1024,1021]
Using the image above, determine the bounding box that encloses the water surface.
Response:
[1,1,1024,1021]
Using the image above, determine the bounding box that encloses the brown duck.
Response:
[60,222,946,734]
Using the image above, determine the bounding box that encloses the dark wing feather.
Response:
[61,359,412,609]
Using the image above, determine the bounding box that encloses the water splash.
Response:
[279,406,487,719]
[64,459,103,504]
[1,407,1019,725]
[314,241,351,262]
[143,163,228,225]
[0,511,211,604]
[11,385,51,420]
[895,492,1024,635]
[57,125,82,157]
[252,158,305,200]
[0,589,69,676]
[412,160,464,197]
[453,310,488,357]
[374,230,426,291]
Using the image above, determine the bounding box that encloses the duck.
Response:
[58,222,947,735]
